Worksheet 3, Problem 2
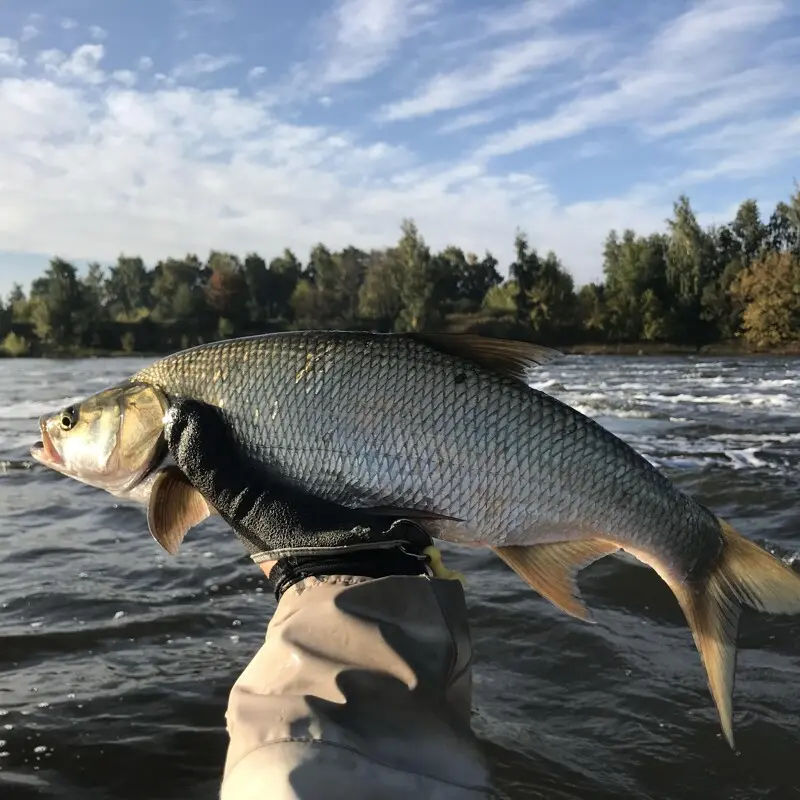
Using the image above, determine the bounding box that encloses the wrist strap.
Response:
[268,545,430,602]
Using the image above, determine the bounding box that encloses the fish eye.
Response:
[59,406,78,431]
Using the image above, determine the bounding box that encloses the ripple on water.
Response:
[1,355,800,799]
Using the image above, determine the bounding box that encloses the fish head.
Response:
[30,381,169,497]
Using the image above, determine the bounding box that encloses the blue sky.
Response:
[1,0,799,299]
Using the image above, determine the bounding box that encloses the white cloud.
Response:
[437,109,501,134]
[0,38,25,69]
[174,0,233,22]
[318,0,438,86]
[171,53,240,81]
[248,66,267,80]
[20,25,39,43]
[475,0,795,159]
[0,54,698,289]
[0,0,795,293]
[60,18,78,30]
[379,34,590,121]
[478,0,589,34]
[89,25,108,41]
[112,70,138,87]
[36,44,105,85]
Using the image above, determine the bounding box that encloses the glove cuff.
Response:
[268,544,430,602]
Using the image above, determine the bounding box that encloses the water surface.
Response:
[1,355,799,799]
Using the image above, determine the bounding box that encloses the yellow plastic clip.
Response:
[423,545,467,585]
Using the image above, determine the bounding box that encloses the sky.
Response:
[1,0,799,298]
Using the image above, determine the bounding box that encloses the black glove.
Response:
[162,397,435,599]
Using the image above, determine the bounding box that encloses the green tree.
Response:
[462,253,501,311]
[576,283,607,339]
[528,251,577,339]
[28,258,85,346]
[393,219,434,332]
[509,232,538,325]
[150,256,205,323]
[266,249,302,320]
[81,262,108,321]
[665,195,717,346]
[1,331,30,356]
[243,252,270,326]
[482,280,517,315]
[106,256,151,321]
[7,283,30,322]
[359,249,403,329]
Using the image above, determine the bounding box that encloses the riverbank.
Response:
[3,338,800,359]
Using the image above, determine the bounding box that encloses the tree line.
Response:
[2,188,799,357]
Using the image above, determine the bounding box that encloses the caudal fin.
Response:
[669,520,800,750]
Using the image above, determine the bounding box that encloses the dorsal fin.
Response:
[407,332,563,384]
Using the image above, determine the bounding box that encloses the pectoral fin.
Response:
[146,466,213,556]
[492,540,620,621]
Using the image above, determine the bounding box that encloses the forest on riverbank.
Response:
[2,188,799,358]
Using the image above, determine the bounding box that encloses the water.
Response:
[1,355,800,799]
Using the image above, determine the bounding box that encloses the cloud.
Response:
[475,0,796,159]
[317,0,438,86]
[173,0,233,22]
[0,36,695,290]
[0,38,25,69]
[112,70,138,88]
[675,114,800,185]
[20,25,39,43]
[36,45,105,85]
[170,53,240,81]
[477,0,589,34]
[379,34,591,121]
[0,0,796,293]
[89,25,108,41]
[60,18,78,30]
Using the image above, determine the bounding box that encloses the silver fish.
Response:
[30,330,800,748]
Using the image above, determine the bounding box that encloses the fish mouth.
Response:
[31,419,63,467]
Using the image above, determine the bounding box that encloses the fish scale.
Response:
[132,330,718,566]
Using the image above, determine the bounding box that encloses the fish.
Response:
[30,329,800,748]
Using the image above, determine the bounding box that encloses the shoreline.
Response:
[2,339,800,359]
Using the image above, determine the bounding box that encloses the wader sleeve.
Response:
[219,574,499,800]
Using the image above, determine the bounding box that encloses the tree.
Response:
[461,253,501,310]
[266,249,302,320]
[82,262,108,321]
[7,283,30,322]
[509,232,537,325]
[528,251,577,340]
[359,249,403,329]
[665,195,717,346]
[731,251,800,346]
[243,252,270,326]
[150,255,205,323]
[205,251,248,328]
[106,256,151,321]
[28,258,85,345]
[393,220,435,332]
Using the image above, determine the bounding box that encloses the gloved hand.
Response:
[163,397,436,599]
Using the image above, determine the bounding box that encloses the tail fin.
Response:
[669,520,800,750]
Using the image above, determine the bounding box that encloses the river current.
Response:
[1,354,799,799]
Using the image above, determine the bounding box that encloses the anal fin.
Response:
[492,540,620,621]
[147,466,213,556]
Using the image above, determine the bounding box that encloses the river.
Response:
[1,354,799,799]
